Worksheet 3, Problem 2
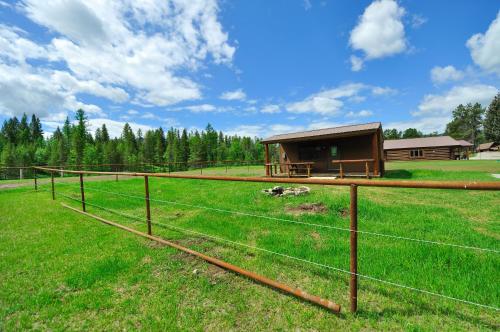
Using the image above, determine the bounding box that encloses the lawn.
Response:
[0,161,499,330]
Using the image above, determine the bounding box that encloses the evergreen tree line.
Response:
[383,92,500,146]
[0,109,270,169]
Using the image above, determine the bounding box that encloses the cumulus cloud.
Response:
[286,83,391,116]
[371,86,397,95]
[0,63,103,120]
[430,66,464,84]
[0,0,235,120]
[416,84,497,117]
[261,104,280,114]
[184,104,217,112]
[346,110,373,118]
[466,11,500,75]
[87,118,152,138]
[384,117,450,134]
[349,0,407,70]
[350,55,364,72]
[219,88,246,101]
[225,121,352,138]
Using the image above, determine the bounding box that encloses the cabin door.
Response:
[327,144,339,171]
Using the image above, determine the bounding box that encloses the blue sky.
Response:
[0,0,499,138]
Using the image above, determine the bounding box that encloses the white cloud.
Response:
[350,55,363,71]
[261,104,281,114]
[225,125,265,137]
[0,0,236,119]
[349,0,407,70]
[286,83,396,116]
[416,84,497,117]
[466,11,500,75]
[411,14,427,28]
[0,62,102,120]
[384,117,450,134]
[87,118,152,138]
[225,121,355,139]
[219,88,246,101]
[184,104,217,112]
[371,86,397,95]
[346,110,373,118]
[286,83,375,116]
[430,66,464,84]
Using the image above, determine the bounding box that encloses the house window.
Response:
[330,146,338,158]
[409,149,423,158]
[298,146,321,160]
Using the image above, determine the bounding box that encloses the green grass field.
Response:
[0,160,499,330]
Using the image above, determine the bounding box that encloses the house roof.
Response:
[457,140,473,147]
[478,142,497,150]
[261,122,381,144]
[384,136,461,150]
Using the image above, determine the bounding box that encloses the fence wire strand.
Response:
[52,181,500,254]
[53,192,500,312]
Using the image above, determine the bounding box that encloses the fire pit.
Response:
[261,186,310,197]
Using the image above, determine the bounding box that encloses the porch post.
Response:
[264,144,270,176]
[372,131,380,176]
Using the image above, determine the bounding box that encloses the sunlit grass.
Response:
[0,162,499,330]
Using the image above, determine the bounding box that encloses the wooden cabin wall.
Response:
[279,134,377,173]
[385,147,453,161]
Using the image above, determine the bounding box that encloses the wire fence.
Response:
[33,166,500,314]
[1,160,265,180]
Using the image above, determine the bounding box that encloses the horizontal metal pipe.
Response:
[61,203,341,313]
[34,166,500,190]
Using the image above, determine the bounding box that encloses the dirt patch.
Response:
[144,240,168,249]
[285,203,327,215]
[0,183,24,190]
[310,232,321,240]
[337,207,349,218]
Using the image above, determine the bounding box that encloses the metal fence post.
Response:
[34,168,38,191]
[144,175,152,235]
[51,172,55,200]
[79,173,86,212]
[350,184,358,313]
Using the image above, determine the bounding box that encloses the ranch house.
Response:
[383,136,473,161]
[261,122,385,178]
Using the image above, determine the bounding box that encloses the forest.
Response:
[0,110,272,168]
[1,93,498,168]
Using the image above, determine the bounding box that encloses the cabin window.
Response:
[409,149,423,158]
[330,145,338,158]
[298,146,321,160]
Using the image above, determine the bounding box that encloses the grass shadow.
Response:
[384,170,413,179]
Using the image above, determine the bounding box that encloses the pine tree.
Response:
[30,114,44,146]
[73,109,88,167]
[155,127,166,163]
[143,130,156,163]
[484,93,500,143]
[179,129,189,169]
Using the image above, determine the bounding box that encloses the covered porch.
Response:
[261,122,385,178]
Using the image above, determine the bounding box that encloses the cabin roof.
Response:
[384,136,461,150]
[478,142,497,150]
[261,122,381,144]
[457,140,473,147]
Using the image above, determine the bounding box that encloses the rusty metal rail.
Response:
[61,203,341,313]
[33,166,500,190]
[34,165,500,314]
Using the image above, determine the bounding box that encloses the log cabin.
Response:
[383,136,471,161]
[261,122,384,178]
